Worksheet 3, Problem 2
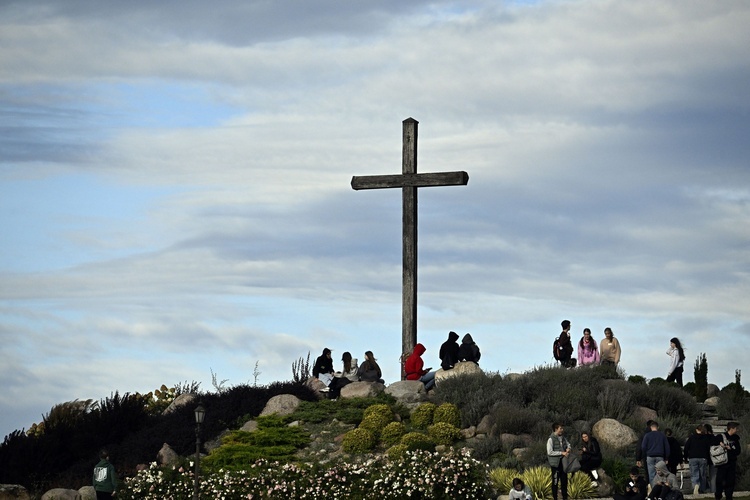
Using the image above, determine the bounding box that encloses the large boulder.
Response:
[157,442,180,466]
[385,380,428,406]
[631,406,658,425]
[704,396,720,408]
[41,489,80,500]
[434,361,482,385]
[0,484,31,500]
[163,393,197,415]
[340,382,385,399]
[476,414,494,435]
[707,384,720,397]
[305,378,328,395]
[77,486,96,500]
[592,418,638,449]
[499,433,532,448]
[260,394,301,417]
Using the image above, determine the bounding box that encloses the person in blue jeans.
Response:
[684,424,712,493]
[641,421,671,484]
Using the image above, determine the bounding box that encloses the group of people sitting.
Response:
[311,348,384,398]
[403,331,482,391]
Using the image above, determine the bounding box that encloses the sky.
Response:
[1,0,749,440]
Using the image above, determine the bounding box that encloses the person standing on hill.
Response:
[555,320,575,368]
[93,449,118,499]
[665,337,685,386]
[600,327,621,367]
[547,423,572,500]
[458,333,481,363]
[577,328,600,367]
[439,331,460,370]
[641,421,671,484]
[714,421,741,500]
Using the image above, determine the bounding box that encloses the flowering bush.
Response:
[119,449,492,499]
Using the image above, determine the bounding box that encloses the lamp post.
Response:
[193,404,205,500]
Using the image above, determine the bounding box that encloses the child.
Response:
[509,478,533,500]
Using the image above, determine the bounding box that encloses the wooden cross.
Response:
[351,118,469,378]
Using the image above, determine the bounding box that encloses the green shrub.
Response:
[597,383,634,421]
[433,402,461,427]
[386,443,408,460]
[342,428,376,453]
[360,403,394,435]
[469,435,503,461]
[363,403,393,421]
[400,431,435,452]
[602,456,632,494]
[358,414,388,439]
[628,383,700,420]
[434,372,503,426]
[489,466,516,493]
[427,422,461,445]
[521,465,552,500]
[380,421,406,447]
[628,375,647,384]
[491,402,542,435]
[410,402,436,429]
[568,471,597,499]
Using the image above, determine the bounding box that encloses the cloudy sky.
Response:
[2,0,749,439]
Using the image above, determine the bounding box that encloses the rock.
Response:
[205,429,231,452]
[385,380,428,405]
[594,468,615,496]
[240,420,259,432]
[260,394,301,417]
[511,447,529,458]
[434,361,483,385]
[306,378,328,395]
[504,373,524,381]
[476,414,493,435]
[461,426,477,439]
[77,486,96,500]
[631,406,658,425]
[163,393,197,415]
[157,442,180,466]
[500,433,532,448]
[592,418,638,449]
[704,396,720,408]
[340,382,385,399]
[41,489,80,500]
[707,384,720,397]
[0,484,31,500]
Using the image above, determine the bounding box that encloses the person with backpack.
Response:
[714,422,741,500]
[554,320,575,368]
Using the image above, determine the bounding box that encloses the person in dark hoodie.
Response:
[312,348,335,387]
[93,449,118,499]
[684,424,712,494]
[439,331,460,370]
[404,343,435,390]
[664,428,683,475]
[458,333,481,363]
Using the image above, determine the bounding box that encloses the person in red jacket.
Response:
[404,343,435,390]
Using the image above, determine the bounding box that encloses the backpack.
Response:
[553,337,562,360]
[663,488,684,500]
[710,433,729,466]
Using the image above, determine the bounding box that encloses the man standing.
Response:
[548,423,572,500]
[555,320,575,368]
[93,449,117,499]
[641,421,671,484]
[715,421,741,500]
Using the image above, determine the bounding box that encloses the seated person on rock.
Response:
[580,431,602,481]
[648,461,678,500]
[439,330,460,370]
[312,347,335,387]
[404,343,435,390]
[509,477,533,500]
[340,351,359,382]
[457,333,481,363]
[614,467,648,500]
[357,350,384,383]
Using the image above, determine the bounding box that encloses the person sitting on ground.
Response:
[312,347,335,387]
[648,461,678,500]
[580,431,603,482]
[458,333,481,363]
[439,331,460,370]
[404,343,435,390]
[509,477,533,500]
[341,351,359,382]
[578,328,600,367]
[613,466,648,500]
[357,350,384,383]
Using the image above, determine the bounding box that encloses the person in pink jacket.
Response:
[578,328,600,366]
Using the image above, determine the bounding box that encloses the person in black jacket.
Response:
[458,333,481,363]
[312,347,335,387]
[580,431,603,481]
[613,467,648,500]
[439,331,460,370]
[664,428,683,474]
[555,320,575,368]
[715,422,742,500]
[684,424,712,494]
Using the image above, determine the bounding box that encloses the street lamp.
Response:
[193,404,206,500]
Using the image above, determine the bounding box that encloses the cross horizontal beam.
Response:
[351,171,469,190]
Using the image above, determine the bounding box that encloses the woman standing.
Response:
[599,327,621,367]
[666,337,685,386]
[577,328,600,367]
